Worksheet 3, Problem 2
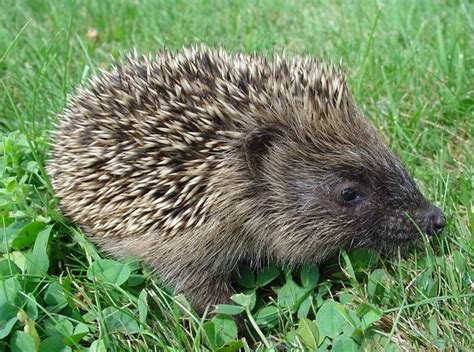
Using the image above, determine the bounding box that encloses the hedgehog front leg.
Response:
[180,273,252,338]
[179,273,235,315]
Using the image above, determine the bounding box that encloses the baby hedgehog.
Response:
[48,47,445,313]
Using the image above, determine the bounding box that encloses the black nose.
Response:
[426,206,446,235]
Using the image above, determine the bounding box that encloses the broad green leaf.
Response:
[1,221,28,253]
[277,277,310,313]
[212,315,238,346]
[203,321,217,349]
[297,318,319,350]
[297,296,312,319]
[87,259,131,286]
[4,177,17,192]
[82,312,96,323]
[102,307,140,334]
[127,274,145,287]
[360,306,382,329]
[0,316,18,339]
[8,251,27,273]
[89,339,107,352]
[74,323,89,335]
[335,304,359,332]
[67,323,89,345]
[332,336,358,352]
[214,304,245,315]
[428,317,438,336]
[339,293,355,304]
[230,293,255,310]
[138,289,148,323]
[452,250,466,272]
[216,340,244,352]
[256,266,280,287]
[419,270,438,298]
[25,160,38,173]
[26,224,53,275]
[348,249,380,272]
[24,294,38,321]
[0,258,21,276]
[20,309,40,349]
[255,306,279,326]
[234,265,255,289]
[44,316,74,338]
[285,330,298,344]
[0,277,21,321]
[11,222,46,251]
[300,264,319,288]
[173,293,193,312]
[315,300,349,338]
[368,269,387,303]
[39,336,71,352]
[10,331,36,352]
[44,282,67,308]
[355,303,372,318]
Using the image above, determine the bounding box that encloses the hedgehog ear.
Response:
[243,126,279,179]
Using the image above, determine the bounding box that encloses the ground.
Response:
[0,0,472,351]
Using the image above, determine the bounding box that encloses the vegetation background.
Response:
[1,0,472,350]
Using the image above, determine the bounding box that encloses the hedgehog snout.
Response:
[423,206,446,236]
[411,205,446,237]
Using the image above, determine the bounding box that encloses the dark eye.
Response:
[339,187,364,204]
[341,188,357,201]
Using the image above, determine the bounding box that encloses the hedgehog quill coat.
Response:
[48,47,445,312]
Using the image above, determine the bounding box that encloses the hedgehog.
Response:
[47,46,446,314]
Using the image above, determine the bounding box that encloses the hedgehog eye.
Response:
[338,187,364,205]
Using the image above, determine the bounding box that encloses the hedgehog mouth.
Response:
[381,216,433,242]
[348,226,426,254]
[388,230,421,242]
[374,228,429,255]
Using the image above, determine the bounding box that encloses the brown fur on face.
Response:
[48,46,445,313]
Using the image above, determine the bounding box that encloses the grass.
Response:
[0,0,472,350]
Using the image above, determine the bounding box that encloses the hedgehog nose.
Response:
[425,206,446,236]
